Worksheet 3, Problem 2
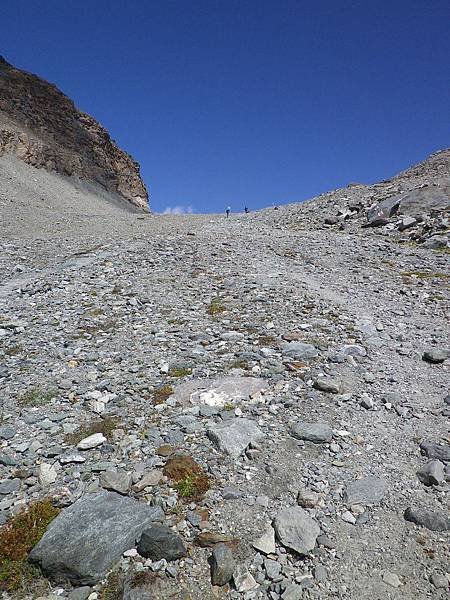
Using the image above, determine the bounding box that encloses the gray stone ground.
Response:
[0,155,449,599]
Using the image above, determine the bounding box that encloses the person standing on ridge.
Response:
[244,206,249,214]
[226,206,231,218]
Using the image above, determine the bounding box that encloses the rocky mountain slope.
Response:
[0,150,448,600]
[0,56,149,211]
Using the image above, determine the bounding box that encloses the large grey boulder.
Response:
[29,491,164,585]
[210,543,235,586]
[171,376,268,407]
[273,507,320,554]
[363,196,401,227]
[208,418,264,457]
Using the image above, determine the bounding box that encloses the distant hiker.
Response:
[244,206,249,214]
[226,206,231,218]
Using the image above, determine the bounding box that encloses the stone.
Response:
[398,216,417,231]
[264,557,281,579]
[313,377,342,393]
[282,342,319,361]
[417,460,445,486]
[38,462,58,486]
[233,565,258,592]
[404,507,450,531]
[210,543,235,586]
[420,441,450,463]
[341,510,356,524]
[133,470,163,492]
[0,478,20,495]
[344,477,387,505]
[422,349,447,364]
[430,572,448,589]
[273,506,320,554]
[282,583,303,600]
[100,470,131,495]
[137,524,187,561]
[0,425,16,440]
[252,525,276,555]
[172,376,268,407]
[29,491,164,584]
[289,421,333,443]
[207,418,264,457]
[382,571,401,588]
[363,195,401,227]
[77,433,106,450]
[68,587,92,600]
[297,487,320,508]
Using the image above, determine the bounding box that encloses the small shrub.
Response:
[164,455,211,501]
[99,570,123,600]
[0,499,59,594]
[18,387,58,407]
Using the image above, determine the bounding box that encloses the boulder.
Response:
[208,418,264,457]
[289,421,333,443]
[29,491,164,584]
[137,524,187,561]
[273,507,320,554]
[344,477,387,505]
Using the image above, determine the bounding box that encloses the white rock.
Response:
[38,462,57,486]
[77,433,106,450]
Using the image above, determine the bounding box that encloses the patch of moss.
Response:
[0,499,59,594]
[18,387,58,407]
[66,417,120,445]
[229,359,248,370]
[164,455,211,501]
[4,345,22,357]
[257,335,277,346]
[152,384,174,404]
[206,298,226,316]
[168,367,192,378]
[402,270,449,280]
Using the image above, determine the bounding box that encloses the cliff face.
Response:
[0,56,149,211]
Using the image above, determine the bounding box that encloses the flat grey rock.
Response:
[420,441,450,463]
[344,477,387,505]
[208,418,264,457]
[290,421,333,443]
[282,342,319,361]
[210,543,235,586]
[171,376,268,407]
[273,506,320,554]
[417,460,445,486]
[29,491,164,584]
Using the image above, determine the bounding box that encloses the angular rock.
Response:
[417,460,445,486]
[282,342,319,361]
[172,376,268,407]
[289,421,333,444]
[233,565,258,592]
[77,433,106,450]
[313,377,342,393]
[422,349,447,364]
[38,462,58,486]
[273,506,320,554]
[210,543,235,586]
[137,524,187,561]
[0,425,16,440]
[344,477,387,505]
[252,525,276,555]
[29,491,164,584]
[207,418,264,457]
[404,506,450,531]
[0,478,20,495]
[100,470,132,495]
[420,441,450,463]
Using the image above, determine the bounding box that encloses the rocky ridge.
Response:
[0,150,449,600]
[0,56,148,211]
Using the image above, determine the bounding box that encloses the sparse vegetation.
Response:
[402,270,449,280]
[152,384,174,404]
[206,297,226,315]
[18,387,58,407]
[0,499,59,594]
[168,366,192,378]
[99,570,123,600]
[65,416,120,444]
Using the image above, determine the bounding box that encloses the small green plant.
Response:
[168,367,192,378]
[207,298,226,316]
[18,387,58,407]
[66,417,120,445]
[0,499,59,594]
[152,384,174,404]
[174,472,211,500]
[223,402,234,411]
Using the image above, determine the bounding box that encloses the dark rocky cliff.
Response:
[0,56,149,211]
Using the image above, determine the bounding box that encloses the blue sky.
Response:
[2,0,449,213]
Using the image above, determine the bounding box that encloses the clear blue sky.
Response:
[2,1,449,213]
